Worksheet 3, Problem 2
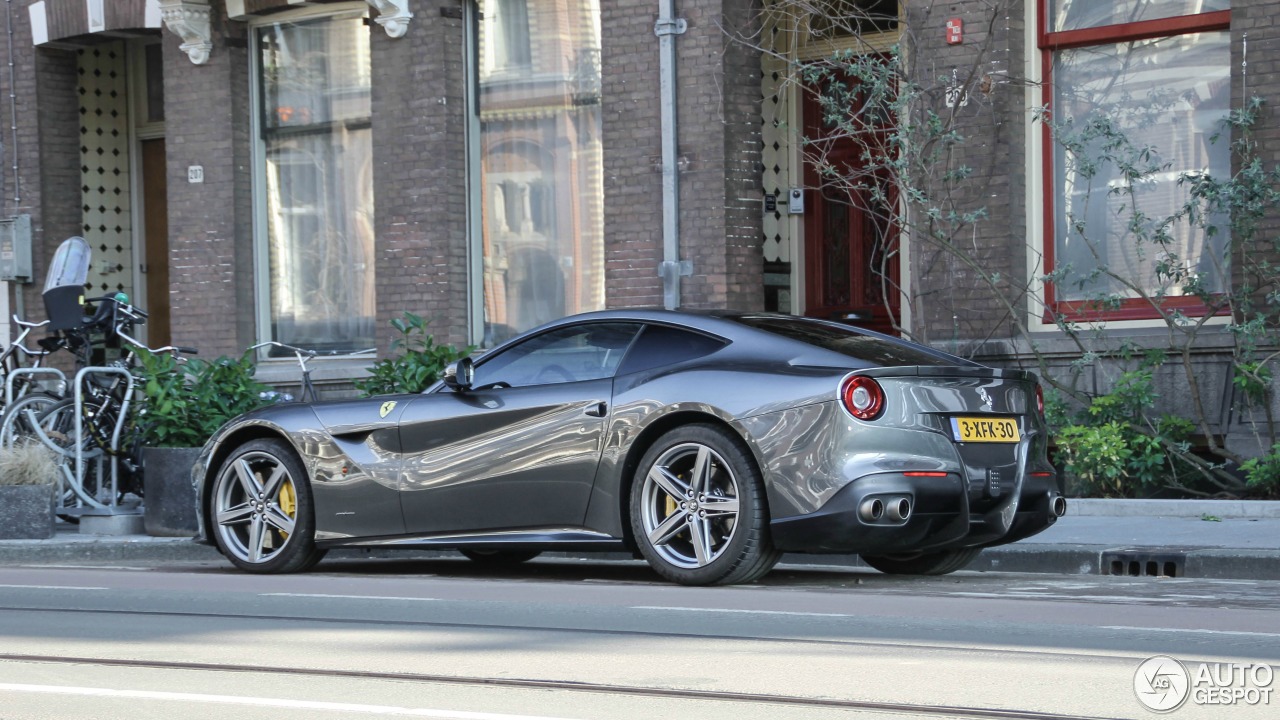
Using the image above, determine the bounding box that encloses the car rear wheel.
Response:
[460,549,542,566]
[860,547,981,576]
[630,424,780,586]
[211,438,326,573]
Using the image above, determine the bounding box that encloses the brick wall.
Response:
[0,1,78,321]
[31,49,82,283]
[601,2,664,308]
[1232,0,1280,319]
[370,7,470,350]
[162,10,253,357]
[602,0,764,312]
[903,1,1020,348]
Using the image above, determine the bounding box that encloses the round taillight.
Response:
[841,375,885,421]
[1035,385,1045,416]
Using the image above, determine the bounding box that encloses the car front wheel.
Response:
[860,547,981,576]
[630,424,779,586]
[211,438,325,573]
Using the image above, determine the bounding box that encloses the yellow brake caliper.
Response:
[277,480,297,539]
[664,472,682,530]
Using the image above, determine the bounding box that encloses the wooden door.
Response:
[801,76,900,336]
[141,138,170,347]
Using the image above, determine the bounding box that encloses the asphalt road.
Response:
[0,557,1276,720]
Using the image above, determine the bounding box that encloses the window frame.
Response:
[1038,2,1232,322]
[248,3,374,357]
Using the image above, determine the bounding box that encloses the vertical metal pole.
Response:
[6,0,21,207]
[464,1,485,344]
[656,1,686,310]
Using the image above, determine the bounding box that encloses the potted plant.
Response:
[0,441,60,539]
[134,349,273,537]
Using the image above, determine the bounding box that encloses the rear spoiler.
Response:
[857,365,1038,382]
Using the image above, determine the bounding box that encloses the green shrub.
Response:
[1240,444,1280,498]
[135,348,273,448]
[354,312,472,397]
[1051,370,1202,497]
[1056,422,1133,497]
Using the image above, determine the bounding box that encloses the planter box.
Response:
[0,484,56,539]
[143,447,202,537]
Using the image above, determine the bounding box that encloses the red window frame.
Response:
[1039,3,1231,322]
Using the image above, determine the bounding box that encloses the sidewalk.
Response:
[2,499,1279,580]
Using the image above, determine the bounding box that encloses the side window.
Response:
[472,323,641,388]
[617,324,727,376]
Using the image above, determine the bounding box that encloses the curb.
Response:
[2,538,1278,581]
[1067,499,1280,519]
[0,538,220,564]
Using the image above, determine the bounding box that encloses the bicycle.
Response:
[0,316,69,412]
[1,294,195,514]
[252,341,374,403]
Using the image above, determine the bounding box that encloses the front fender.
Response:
[191,407,322,545]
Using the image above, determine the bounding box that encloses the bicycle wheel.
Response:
[2,392,106,509]
[0,392,67,450]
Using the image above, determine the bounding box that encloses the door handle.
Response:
[584,401,607,417]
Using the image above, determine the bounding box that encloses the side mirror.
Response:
[442,357,474,391]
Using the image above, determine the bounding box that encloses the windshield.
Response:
[730,315,970,367]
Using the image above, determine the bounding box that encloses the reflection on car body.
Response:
[193,309,1064,585]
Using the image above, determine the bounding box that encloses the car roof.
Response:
[509,308,973,367]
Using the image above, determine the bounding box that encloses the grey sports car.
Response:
[193,310,1065,585]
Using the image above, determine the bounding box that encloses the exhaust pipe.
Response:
[1051,495,1067,518]
[886,497,912,522]
[858,498,884,522]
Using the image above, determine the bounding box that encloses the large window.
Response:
[475,0,604,345]
[255,11,374,352]
[1041,1,1231,320]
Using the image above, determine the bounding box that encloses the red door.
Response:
[801,76,900,336]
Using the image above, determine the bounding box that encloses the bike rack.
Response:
[4,367,67,405]
[68,366,139,516]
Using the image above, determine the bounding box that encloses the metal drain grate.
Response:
[1101,549,1188,578]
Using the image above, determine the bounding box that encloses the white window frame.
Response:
[248,3,372,358]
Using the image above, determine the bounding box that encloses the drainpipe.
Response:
[655,0,688,309]
[6,0,19,208]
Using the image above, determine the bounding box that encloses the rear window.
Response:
[618,324,727,376]
[731,315,965,367]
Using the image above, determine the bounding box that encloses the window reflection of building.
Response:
[478,0,604,345]
[484,0,531,73]
[1043,1,1231,316]
[256,11,375,352]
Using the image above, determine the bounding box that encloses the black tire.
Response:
[860,547,982,576]
[629,424,780,586]
[460,549,542,566]
[209,438,326,573]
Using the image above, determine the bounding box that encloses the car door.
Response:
[397,322,641,535]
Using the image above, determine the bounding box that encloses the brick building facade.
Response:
[0,1,1276,454]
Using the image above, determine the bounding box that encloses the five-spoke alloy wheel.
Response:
[211,438,325,573]
[631,424,779,585]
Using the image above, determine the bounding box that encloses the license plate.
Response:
[951,417,1020,443]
